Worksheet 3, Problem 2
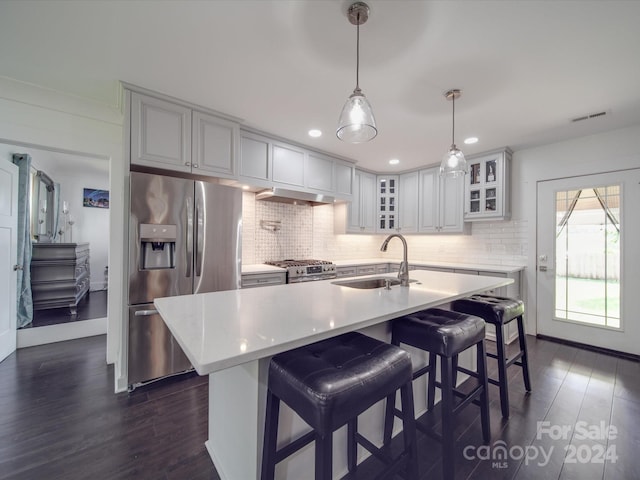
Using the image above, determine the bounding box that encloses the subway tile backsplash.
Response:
[242,193,527,266]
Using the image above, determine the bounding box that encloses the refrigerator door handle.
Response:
[186,199,193,278]
[195,202,204,277]
[134,309,159,317]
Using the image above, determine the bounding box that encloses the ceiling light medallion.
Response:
[440,89,468,177]
[336,2,377,143]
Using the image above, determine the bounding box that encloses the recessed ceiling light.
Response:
[308,129,322,138]
[242,185,250,190]
[464,137,479,145]
[389,158,400,165]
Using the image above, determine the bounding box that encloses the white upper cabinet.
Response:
[357,171,377,233]
[419,167,469,234]
[440,173,467,233]
[192,111,239,179]
[238,129,354,198]
[335,161,354,198]
[130,91,239,180]
[398,171,419,233]
[418,168,439,232]
[464,148,512,221]
[335,169,376,233]
[131,92,191,173]
[272,141,305,188]
[239,131,270,184]
[306,152,334,193]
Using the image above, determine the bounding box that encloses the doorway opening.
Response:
[1,141,110,339]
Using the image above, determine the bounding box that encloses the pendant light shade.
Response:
[440,89,468,177]
[337,87,377,143]
[337,2,377,143]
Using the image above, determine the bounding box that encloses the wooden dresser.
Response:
[31,243,90,315]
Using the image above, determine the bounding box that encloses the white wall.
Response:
[0,76,125,388]
[52,165,110,291]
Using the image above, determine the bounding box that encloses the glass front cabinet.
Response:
[464,148,512,221]
[377,175,398,232]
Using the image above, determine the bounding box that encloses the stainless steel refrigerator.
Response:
[127,171,242,390]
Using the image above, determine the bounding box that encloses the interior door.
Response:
[0,161,18,362]
[536,169,640,354]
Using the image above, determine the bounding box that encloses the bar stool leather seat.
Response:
[384,308,490,480]
[262,331,419,480]
[451,294,532,419]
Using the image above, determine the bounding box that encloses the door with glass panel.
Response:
[536,169,640,355]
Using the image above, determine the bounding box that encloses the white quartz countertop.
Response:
[333,258,525,274]
[241,264,286,274]
[155,270,513,376]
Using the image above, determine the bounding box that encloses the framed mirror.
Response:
[31,170,56,242]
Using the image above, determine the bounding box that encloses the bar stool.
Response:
[451,294,532,418]
[383,308,490,480]
[261,331,419,480]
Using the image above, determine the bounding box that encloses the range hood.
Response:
[255,187,334,206]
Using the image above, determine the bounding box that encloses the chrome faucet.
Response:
[380,234,410,287]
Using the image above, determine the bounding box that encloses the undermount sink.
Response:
[332,276,416,289]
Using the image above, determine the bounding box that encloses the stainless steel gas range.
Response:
[264,259,337,283]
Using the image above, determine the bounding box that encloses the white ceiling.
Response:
[1,0,640,172]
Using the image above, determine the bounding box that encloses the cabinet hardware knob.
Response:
[13,264,23,271]
[185,162,191,166]
[193,164,199,168]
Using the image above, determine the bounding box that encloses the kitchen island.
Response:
[155,270,513,480]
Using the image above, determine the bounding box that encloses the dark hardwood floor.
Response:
[25,289,109,328]
[0,334,638,479]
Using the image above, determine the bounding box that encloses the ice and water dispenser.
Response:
[139,224,177,270]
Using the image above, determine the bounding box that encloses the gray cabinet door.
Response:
[419,167,468,234]
[399,171,419,233]
[130,92,191,172]
[347,170,376,233]
[192,111,239,179]
[272,142,305,187]
[239,132,270,183]
[306,152,334,193]
[439,174,466,233]
[418,168,439,233]
[335,161,354,198]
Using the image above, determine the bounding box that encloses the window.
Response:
[555,185,620,327]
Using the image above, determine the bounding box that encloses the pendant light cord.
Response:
[355,13,360,90]
[451,94,456,146]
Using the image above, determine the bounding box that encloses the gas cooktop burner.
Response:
[264,259,336,283]
[265,259,333,268]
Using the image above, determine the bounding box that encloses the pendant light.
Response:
[440,89,468,177]
[336,2,377,143]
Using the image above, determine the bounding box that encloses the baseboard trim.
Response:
[536,334,640,362]
[17,317,107,348]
